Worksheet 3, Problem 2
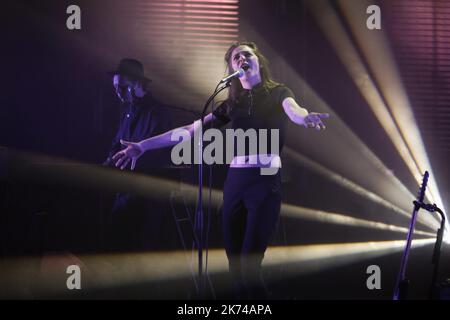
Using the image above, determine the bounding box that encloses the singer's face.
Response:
[230,45,260,79]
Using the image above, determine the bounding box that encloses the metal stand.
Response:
[170,183,199,297]
[393,171,428,300]
[195,81,231,298]
[412,201,447,300]
[393,171,447,300]
[392,199,421,300]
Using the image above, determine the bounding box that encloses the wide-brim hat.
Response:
[108,58,152,82]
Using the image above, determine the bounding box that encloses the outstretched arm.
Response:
[113,113,215,170]
[282,97,329,130]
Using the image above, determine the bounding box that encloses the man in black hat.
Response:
[103,58,173,253]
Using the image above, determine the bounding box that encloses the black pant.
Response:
[222,168,282,299]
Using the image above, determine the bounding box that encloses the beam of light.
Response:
[0,251,220,299]
[14,0,237,116]
[0,239,434,298]
[336,0,448,231]
[284,148,437,231]
[304,0,423,196]
[237,20,440,231]
[304,0,444,227]
[281,203,435,237]
[1,147,435,237]
[12,147,434,236]
[128,1,239,110]
[262,239,436,283]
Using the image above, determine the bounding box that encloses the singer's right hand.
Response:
[112,140,144,170]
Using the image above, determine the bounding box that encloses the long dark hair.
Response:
[224,41,280,102]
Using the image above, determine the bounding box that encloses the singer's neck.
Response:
[240,75,261,89]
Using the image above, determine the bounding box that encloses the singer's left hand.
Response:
[304,112,329,130]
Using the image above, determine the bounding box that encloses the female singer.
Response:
[112,42,329,299]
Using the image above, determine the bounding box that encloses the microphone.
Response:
[220,68,245,83]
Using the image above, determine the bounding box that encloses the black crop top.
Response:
[212,83,295,157]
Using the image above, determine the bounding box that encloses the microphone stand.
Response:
[195,80,231,298]
[412,201,446,300]
[393,171,429,300]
